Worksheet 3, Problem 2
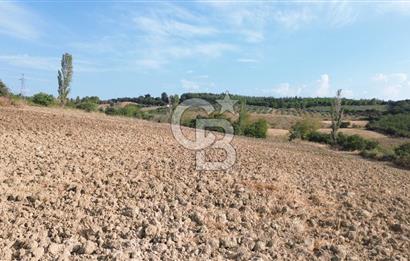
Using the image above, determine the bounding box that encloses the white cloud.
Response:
[135,59,167,70]
[271,83,303,97]
[0,2,41,40]
[181,77,216,92]
[0,54,57,71]
[194,43,236,58]
[236,58,259,63]
[126,5,238,70]
[372,73,410,100]
[241,30,264,43]
[155,42,236,60]
[343,89,354,98]
[201,2,270,43]
[374,73,407,83]
[134,16,217,38]
[67,2,393,74]
[326,1,358,27]
[0,54,120,73]
[181,79,200,91]
[274,9,315,30]
[376,2,410,16]
[316,74,331,97]
[372,73,388,82]
[70,35,132,55]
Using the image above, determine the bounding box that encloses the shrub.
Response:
[394,143,410,169]
[367,114,410,138]
[80,96,100,104]
[289,117,321,140]
[395,156,410,169]
[306,131,378,151]
[76,101,98,112]
[243,119,268,138]
[120,104,142,117]
[10,95,27,107]
[388,100,410,114]
[104,106,117,115]
[394,143,410,157]
[340,121,350,128]
[141,112,154,121]
[307,132,332,144]
[32,92,55,107]
[183,115,235,134]
[337,132,378,151]
[360,147,396,161]
[104,104,143,118]
[0,80,10,96]
[234,101,250,135]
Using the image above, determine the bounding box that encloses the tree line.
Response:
[180,92,387,109]
[102,93,179,107]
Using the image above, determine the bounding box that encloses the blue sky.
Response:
[0,1,410,100]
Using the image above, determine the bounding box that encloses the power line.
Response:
[19,74,25,96]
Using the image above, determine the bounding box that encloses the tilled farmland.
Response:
[0,106,409,260]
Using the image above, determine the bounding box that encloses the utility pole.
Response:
[19,73,25,96]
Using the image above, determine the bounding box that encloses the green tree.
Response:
[330,89,343,145]
[161,92,169,104]
[57,53,73,106]
[170,94,180,107]
[32,92,55,107]
[289,117,321,141]
[244,119,268,138]
[0,79,10,96]
[235,100,249,135]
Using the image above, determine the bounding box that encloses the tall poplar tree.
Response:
[58,53,73,106]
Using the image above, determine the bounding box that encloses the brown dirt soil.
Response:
[266,129,290,143]
[0,97,12,107]
[250,113,301,130]
[0,106,409,260]
[318,128,388,139]
[321,120,369,128]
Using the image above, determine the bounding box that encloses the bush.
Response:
[395,156,410,169]
[243,119,268,138]
[360,143,410,169]
[360,147,396,161]
[76,101,98,112]
[340,121,350,128]
[80,96,100,104]
[394,143,410,169]
[104,104,145,118]
[183,115,235,134]
[234,101,250,135]
[120,104,142,117]
[104,106,116,115]
[388,100,410,114]
[289,118,321,140]
[307,131,332,144]
[32,92,55,107]
[367,114,410,138]
[337,132,378,151]
[395,143,410,157]
[0,80,10,96]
